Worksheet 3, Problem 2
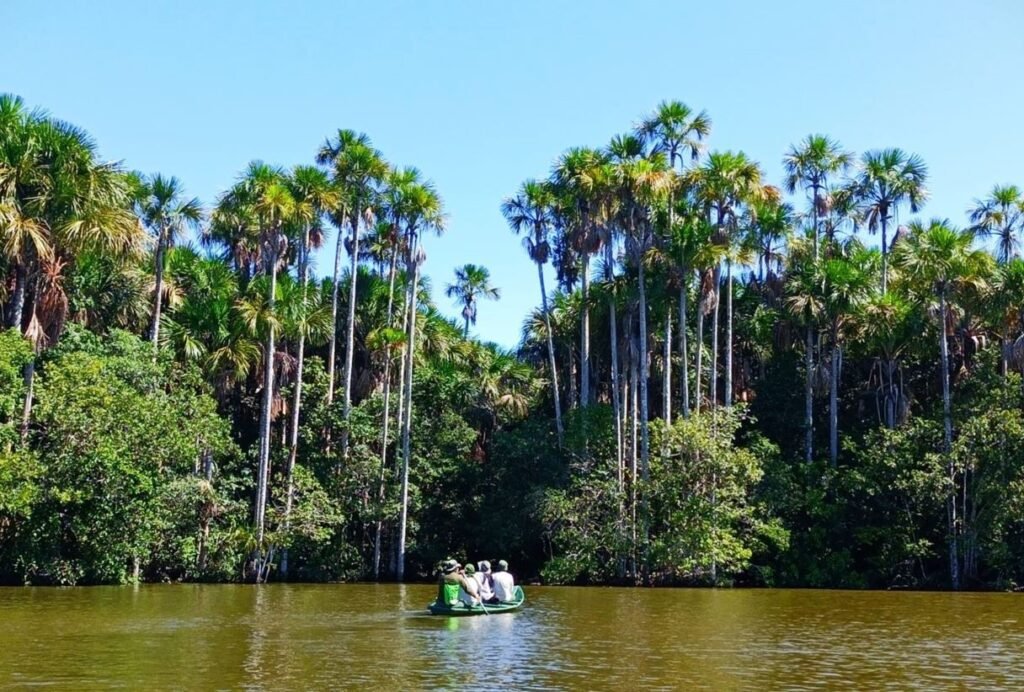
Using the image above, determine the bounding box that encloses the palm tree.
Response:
[786,240,825,462]
[783,135,853,259]
[850,148,928,292]
[218,162,296,563]
[395,174,445,582]
[551,146,607,408]
[445,263,500,336]
[697,151,762,408]
[860,292,918,429]
[280,164,337,577]
[820,248,874,466]
[502,179,564,446]
[317,130,388,460]
[1,103,142,443]
[129,173,203,349]
[639,101,711,422]
[990,258,1024,377]
[895,218,992,590]
[969,184,1023,264]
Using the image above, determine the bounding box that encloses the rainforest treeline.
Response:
[2,95,1024,589]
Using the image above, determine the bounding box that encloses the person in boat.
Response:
[491,559,516,602]
[458,563,481,606]
[435,558,474,607]
[474,560,500,605]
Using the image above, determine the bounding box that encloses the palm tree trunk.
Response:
[19,358,35,446]
[829,332,840,468]
[607,240,623,499]
[695,290,705,415]
[581,253,591,407]
[637,261,650,480]
[396,239,421,582]
[679,276,690,418]
[373,242,401,580]
[710,265,721,408]
[805,325,814,463]
[663,310,671,424]
[326,225,344,405]
[724,260,733,407]
[340,215,361,459]
[881,215,889,294]
[281,223,311,579]
[255,247,278,556]
[150,225,166,347]
[10,263,26,330]
[538,262,564,446]
[939,290,959,590]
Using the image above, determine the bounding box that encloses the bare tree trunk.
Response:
[538,263,564,446]
[340,214,361,459]
[679,276,690,418]
[724,261,733,407]
[580,253,591,406]
[396,239,422,582]
[629,318,639,577]
[939,291,959,590]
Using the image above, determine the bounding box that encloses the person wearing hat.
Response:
[435,558,474,607]
[491,559,516,602]
[474,561,499,604]
[457,563,481,606]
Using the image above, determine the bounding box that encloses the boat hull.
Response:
[427,586,525,616]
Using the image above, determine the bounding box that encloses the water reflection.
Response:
[1,584,1022,689]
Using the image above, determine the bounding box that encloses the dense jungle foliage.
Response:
[3,94,1024,589]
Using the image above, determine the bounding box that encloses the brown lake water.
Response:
[1,584,1022,689]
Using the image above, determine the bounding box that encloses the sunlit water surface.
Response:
[1,584,1022,689]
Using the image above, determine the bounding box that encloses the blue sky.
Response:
[3,1,1022,347]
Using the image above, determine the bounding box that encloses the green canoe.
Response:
[427,585,525,616]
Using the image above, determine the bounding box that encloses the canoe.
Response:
[427,585,525,616]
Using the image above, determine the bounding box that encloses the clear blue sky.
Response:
[3,1,1022,347]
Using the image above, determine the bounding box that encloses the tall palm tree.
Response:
[850,148,928,293]
[697,151,762,408]
[639,102,712,420]
[395,175,444,582]
[895,218,992,590]
[502,179,564,446]
[783,135,853,259]
[280,164,337,577]
[786,239,825,462]
[445,263,500,336]
[820,249,874,466]
[551,146,607,407]
[129,173,203,349]
[317,130,388,460]
[969,184,1023,265]
[218,162,296,561]
[1,103,142,442]
[609,134,671,479]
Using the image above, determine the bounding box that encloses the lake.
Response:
[1,584,1021,689]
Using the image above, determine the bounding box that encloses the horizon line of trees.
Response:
[4,93,1024,590]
